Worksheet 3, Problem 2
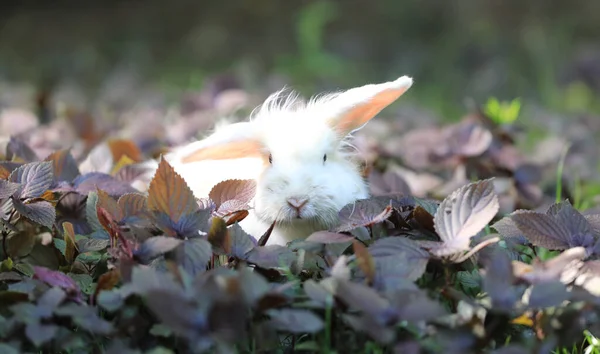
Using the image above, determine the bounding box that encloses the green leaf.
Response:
[76,252,102,265]
[14,262,34,277]
[69,274,94,295]
[456,270,481,289]
[85,191,103,232]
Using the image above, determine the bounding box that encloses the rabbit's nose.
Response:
[287,197,309,212]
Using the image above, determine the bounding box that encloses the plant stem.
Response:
[1,208,17,261]
[555,142,571,203]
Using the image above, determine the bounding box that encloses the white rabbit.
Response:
[143,76,413,245]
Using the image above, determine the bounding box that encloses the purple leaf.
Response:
[368,169,412,197]
[53,303,113,334]
[510,210,571,250]
[306,231,355,244]
[267,309,324,333]
[7,136,38,162]
[388,288,447,323]
[12,199,56,229]
[134,236,183,264]
[491,217,527,243]
[25,323,59,347]
[335,279,390,319]
[527,281,570,309]
[432,179,499,256]
[9,161,54,199]
[73,172,138,197]
[44,149,80,183]
[482,249,521,312]
[174,239,212,276]
[32,267,82,301]
[334,198,394,233]
[227,223,256,258]
[550,201,590,230]
[368,237,430,285]
[0,180,20,199]
[144,289,206,339]
[151,209,211,238]
[246,245,296,269]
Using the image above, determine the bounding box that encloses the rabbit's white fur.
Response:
[146,76,413,245]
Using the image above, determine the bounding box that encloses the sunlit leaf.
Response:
[9,161,54,199]
[432,179,499,255]
[74,172,138,197]
[514,247,586,284]
[209,179,256,209]
[334,199,394,232]
[0,180,20,199]
[111,154,136,175]
[78,142,113,174]
[107,139,143,163]
[510,210,571,250]
[148,157,199,224]
[12,199,55,229]
[117,193,147,218]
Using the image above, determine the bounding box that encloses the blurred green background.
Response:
[1,0,599,119]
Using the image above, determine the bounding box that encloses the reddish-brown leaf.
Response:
[44,149,80,182]
[353,240,375,284]
[107,139,142,163]
[117,193,147,218]
[209,179,257,209]
[147,157,198,223]
[96,188,123,221]
[207,217,230,253]
[0,165,10,179]
[92,269,121,305]
[412,206,435,233]
[62,221,78,264]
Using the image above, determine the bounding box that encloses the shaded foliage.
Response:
[1,88,600,354]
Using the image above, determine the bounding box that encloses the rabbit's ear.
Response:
[327,76,413,136]
[178,122,265,163]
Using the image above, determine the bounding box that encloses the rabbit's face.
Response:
[252,116,369,230]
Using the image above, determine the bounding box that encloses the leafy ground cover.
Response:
[1,79,600,354]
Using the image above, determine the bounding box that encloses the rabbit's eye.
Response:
[268,154,273,164]
[323,154,327,163]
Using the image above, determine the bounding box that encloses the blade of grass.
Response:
[556,142,572,203]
